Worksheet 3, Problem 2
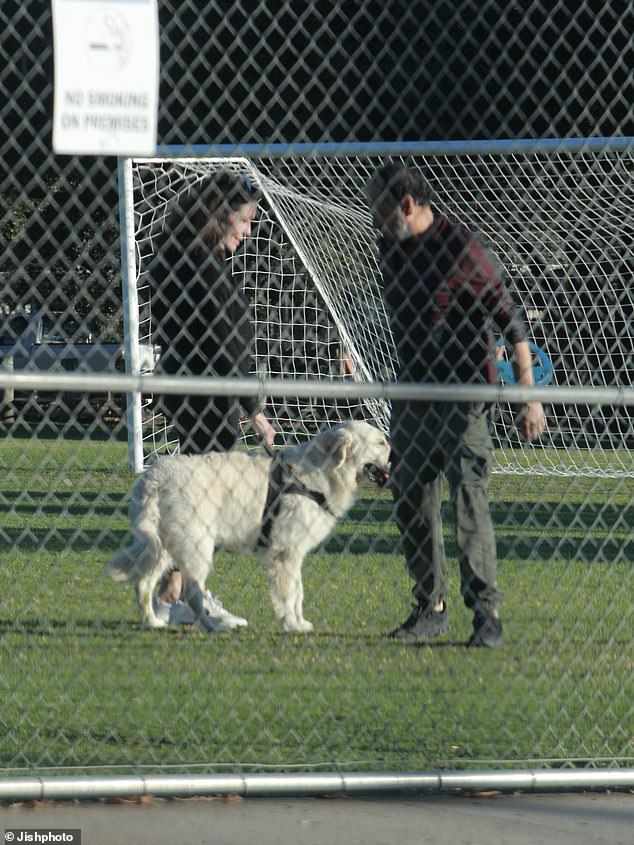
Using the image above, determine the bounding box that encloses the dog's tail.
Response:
[103,472,162,582]
[103,545,144,581]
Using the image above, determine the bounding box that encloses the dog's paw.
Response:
[284,619,314,633]
[144,616,168,629]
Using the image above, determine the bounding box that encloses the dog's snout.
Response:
[363,462,390,487]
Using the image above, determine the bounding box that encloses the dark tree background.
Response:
[1,0,632,325]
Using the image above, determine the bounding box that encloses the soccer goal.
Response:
[118,139,634,477]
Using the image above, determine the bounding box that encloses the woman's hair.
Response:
[169,171,261,251]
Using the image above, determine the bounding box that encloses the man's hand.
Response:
[518,401,546,442]
[511,340,547,441]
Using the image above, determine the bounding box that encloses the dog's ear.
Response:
[319,427,352,469]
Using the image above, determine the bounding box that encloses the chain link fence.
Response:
[1,1,633,783]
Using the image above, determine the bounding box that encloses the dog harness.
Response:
[257,451,334,549]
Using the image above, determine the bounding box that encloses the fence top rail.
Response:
[2,372,634,407]
[139,137,634,161]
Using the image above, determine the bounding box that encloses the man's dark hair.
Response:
[368,162,433,207]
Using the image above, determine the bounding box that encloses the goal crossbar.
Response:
[118,138,634,477]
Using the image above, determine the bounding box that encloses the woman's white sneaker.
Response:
[152,593,247,629]
[203,591,248,628]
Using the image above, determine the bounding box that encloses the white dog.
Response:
[105,420,390,633]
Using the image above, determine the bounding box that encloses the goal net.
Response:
[119,143,633,477]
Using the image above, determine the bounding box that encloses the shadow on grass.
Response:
[3,522,630,563]
[0,489,125,518]
[0,527,128,553]
[349,497,632,534]
[490,500,634,525]
[2,486,631,562]
[0,617,128,635]
[0,617,479,652]
[393,638,472,649]
[0,617,221,644]
[0,419,128,442]
[331,497,632,562]
[325,530,631,562]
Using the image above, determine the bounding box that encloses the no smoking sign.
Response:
[52,0,159,155]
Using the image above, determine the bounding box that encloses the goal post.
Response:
[117,138,634,476]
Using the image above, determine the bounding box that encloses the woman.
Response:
[151,171,276,629]
[152,171,276,451]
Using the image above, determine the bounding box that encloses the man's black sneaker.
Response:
[388,602,448,641]
[467,612,503,648]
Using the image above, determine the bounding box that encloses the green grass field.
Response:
[0,432,632,776]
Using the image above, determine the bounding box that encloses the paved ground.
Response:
[2,791,633,845]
